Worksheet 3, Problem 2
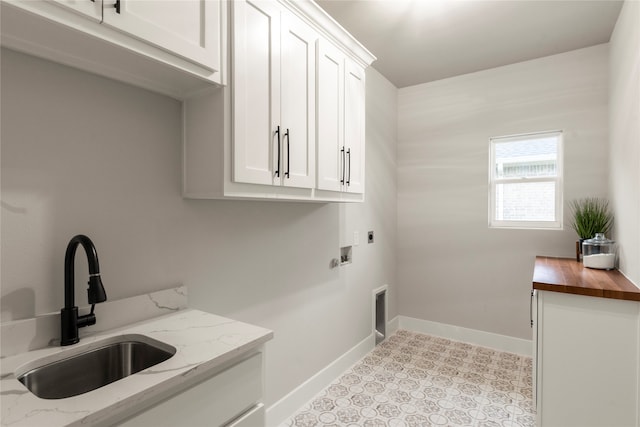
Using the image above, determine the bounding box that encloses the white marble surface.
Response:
[0,309,273,427]
[1,286,188,358]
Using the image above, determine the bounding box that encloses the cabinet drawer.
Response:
[225,403,265,427]
[119,352,263,427]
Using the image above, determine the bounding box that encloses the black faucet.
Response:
[60,235,107,346]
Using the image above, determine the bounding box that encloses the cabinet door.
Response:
[118,353,263,427]
[316,39,344,192]
[536,291,640,427]
[280,11,317,189]
[226,403,265,427]
[232,0,281,186]
[344,59,365,194]
[102,0,221,72]
[51,0,102,21]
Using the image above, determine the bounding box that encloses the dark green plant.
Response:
[569,197,613,239]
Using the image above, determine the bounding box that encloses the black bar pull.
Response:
[340,147,345,184]
[275,126,281,178]
[530,290,534,328]
[284,128,290,178]
[114,0,120,13]
[346,148,351,186]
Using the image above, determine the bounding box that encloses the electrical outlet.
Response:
[368,231,374,244]
[354,231,360,246]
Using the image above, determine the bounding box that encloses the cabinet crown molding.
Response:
[280,0,376,68]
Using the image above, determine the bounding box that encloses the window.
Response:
[489,131,563,229]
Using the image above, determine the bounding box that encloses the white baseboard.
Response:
[265,333,375,427]
[398,315,533,356]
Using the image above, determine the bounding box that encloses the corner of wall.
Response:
[609,0,640,286]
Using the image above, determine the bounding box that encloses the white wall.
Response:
[397,45,610,340]
[609,0,640,286]
[0,49,397,407]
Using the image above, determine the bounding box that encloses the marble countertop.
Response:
[1,309,273,427]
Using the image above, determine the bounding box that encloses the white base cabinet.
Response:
[533,290,640,427]
[115,352,265,427]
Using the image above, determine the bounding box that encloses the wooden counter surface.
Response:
[533,256,640,301]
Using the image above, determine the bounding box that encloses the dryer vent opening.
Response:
[374,289,386,345]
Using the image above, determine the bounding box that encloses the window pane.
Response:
[495,182,556,221]
[494,136,557,179]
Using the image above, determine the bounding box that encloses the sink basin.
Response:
[17,335,176,399]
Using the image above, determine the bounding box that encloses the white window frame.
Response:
[489,131,564,230]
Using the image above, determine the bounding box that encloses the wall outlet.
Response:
[354,231,360,246]
[368,231,374,244]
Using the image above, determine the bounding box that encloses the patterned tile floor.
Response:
[283,330,535,427]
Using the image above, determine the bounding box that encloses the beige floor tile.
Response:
[283,330,536,427]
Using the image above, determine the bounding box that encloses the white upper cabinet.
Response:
[343,59,365,194]
[232,0,281,186]
[317,39,365,194]
[233,0,316,189]
[0,0,225,98]
[102,0,221,73]
[280,11,316,189]
[317,39,344,192]
[51,0,103,21]
[182,0,375,202]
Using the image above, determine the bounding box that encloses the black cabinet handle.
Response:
[340,147,345,185]
[275,126,281,178]
[103,1,120,12]
[530,290,534,328]
[284,128,290,178]
[346,148,351,186]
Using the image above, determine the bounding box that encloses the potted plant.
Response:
[569,197,613,261]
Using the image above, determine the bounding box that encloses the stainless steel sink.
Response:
[17,335,176,399]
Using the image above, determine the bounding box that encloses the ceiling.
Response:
[315,0,624,88]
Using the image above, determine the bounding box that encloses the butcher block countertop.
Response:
[533,256,640,301]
